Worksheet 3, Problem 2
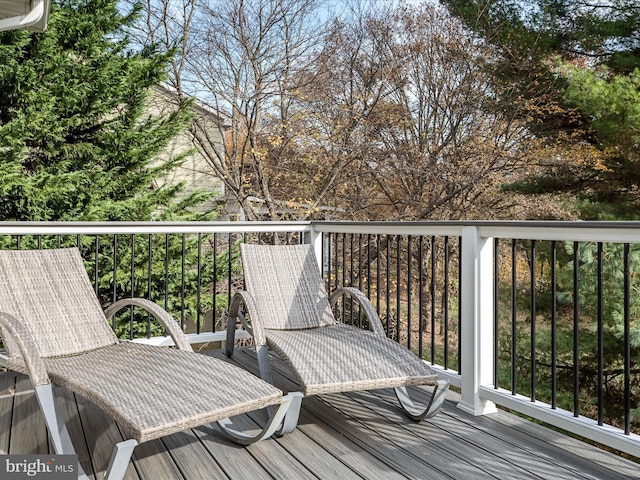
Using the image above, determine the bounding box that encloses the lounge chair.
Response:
[0,248,302,480]
[226,243,449,423]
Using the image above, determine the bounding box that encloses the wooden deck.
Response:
[1,347,638,480]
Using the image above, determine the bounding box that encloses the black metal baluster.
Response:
[386,235,391,337]
[418,236,424,360]
[551,241,557,409]
[341,233,346,323]
[325,233,332,295]
[530,240,537,402]
[407,235,412,351]
[624,243,631,435]
[350,234,355,326]
[511,239,517,396]
[358,233,363,328]
[181,234,186,331]
[147,234,152,337]
[366,234,371,300]
[396,235,401,343]
[197,233,202,335]
[458,236,462,375]
[94,235,100,295]
[494,238,499,389]
[573,241,580,417]
[112,235,118,331]
[444,236,450,371]
[227,234,233,322]
[431,236,436,365]
[418,235,425,358]
[376,235,381,318]
[130,235,135,340]
[597,242,604,425]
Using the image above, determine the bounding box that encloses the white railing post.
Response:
[458,226,498,416]
[309,225,323,272]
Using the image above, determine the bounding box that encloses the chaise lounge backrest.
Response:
[0,248,118,371]
[240,243,336,331]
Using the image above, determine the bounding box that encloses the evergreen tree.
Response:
[443,0,640,219]
[0,0,205,221]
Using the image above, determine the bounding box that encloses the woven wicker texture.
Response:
[240,244,438,396]
[240,244,335,333]
[266,324,438,395]
[0,248,118,371]
[46,342,282,443]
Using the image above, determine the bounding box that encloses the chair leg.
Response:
[255,344,280,422]
[35,384,90,479]
[217,392,302,445]
[256,344,274,385]
[103,439,138,480]
[255,345,302,436]
[276,391,302,436]
[394,379,450,421]
[35,385,75,454]
[225,311,236,358]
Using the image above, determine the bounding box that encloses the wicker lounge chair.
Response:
[0,248,302,480]
[226,243,450,424]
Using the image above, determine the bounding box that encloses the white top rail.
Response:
[1,220,640,244]
[313,220,640,243]
[0,221,312,235]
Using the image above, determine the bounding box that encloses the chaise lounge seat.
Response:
[226,243,449,423]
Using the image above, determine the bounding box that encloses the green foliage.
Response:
[0,0,204,221]
[444,0,640,72]
[443,0,640,218]
[557,242,640,348]
[576,198,640,221]
[562,65,640,148]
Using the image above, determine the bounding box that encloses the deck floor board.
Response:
[1,348,638,480]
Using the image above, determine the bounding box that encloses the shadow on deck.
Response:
[0,347,637,480]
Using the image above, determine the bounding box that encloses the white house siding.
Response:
[147,85,226,214]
